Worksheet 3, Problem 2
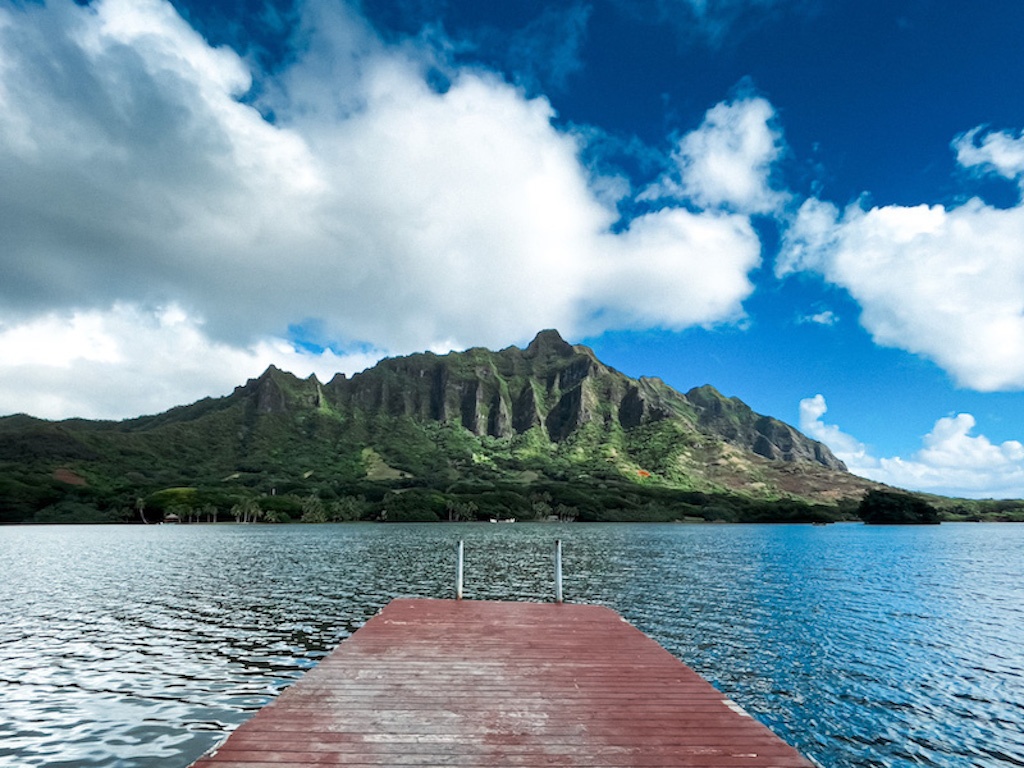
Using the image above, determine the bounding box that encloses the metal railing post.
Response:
[455,540,464,600]
[554,539,563,604]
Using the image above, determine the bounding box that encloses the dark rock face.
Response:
[512,384,542,434]
[488,391,511,438]
[546,386,586,442]
[256,376,288,415]
[618,386,646,430]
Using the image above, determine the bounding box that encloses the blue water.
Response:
[0,522,1021,767]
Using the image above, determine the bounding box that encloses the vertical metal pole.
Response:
[455,540,464,600]
[554,539,563,604]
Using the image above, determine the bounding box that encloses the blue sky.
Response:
[2,0,1024,498]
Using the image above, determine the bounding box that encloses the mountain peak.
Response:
[524,329,574,358]
[233,365,324,415]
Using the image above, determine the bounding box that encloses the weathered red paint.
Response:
[191,599,817,767]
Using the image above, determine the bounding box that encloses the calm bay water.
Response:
[0,522,1022,767]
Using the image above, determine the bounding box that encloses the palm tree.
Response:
[136,497,148,525]
[232,497,262,523]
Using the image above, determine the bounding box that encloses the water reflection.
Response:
[0,522,1022,767]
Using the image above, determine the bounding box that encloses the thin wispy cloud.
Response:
[611,0,813,47]
[475,2,592,95]
[954,126,1024,183]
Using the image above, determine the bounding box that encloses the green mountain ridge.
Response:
[0,330,906,524]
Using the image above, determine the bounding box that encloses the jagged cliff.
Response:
[322,330,659,442]
[684,383,845,470]
[0,330,878,524]
[240,329,844,473]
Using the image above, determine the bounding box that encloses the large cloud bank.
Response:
[0,0,773,418]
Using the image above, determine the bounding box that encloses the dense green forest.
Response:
[0,410,859,525]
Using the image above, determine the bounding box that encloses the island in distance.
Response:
[1,330,1020,525]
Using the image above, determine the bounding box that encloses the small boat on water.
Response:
[489,517,516,524]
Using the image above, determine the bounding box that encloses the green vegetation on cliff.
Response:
[4,329,994,525]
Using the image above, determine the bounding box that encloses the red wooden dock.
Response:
[191,599,817,767]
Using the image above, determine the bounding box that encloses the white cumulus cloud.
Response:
[642,95,787,215]
[800,394,1024,498]
[779,189,1024,391]
[0,0,775,419]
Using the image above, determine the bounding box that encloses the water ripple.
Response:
[0,522,1022,767]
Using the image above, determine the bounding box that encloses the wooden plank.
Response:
[191,599,817,768]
